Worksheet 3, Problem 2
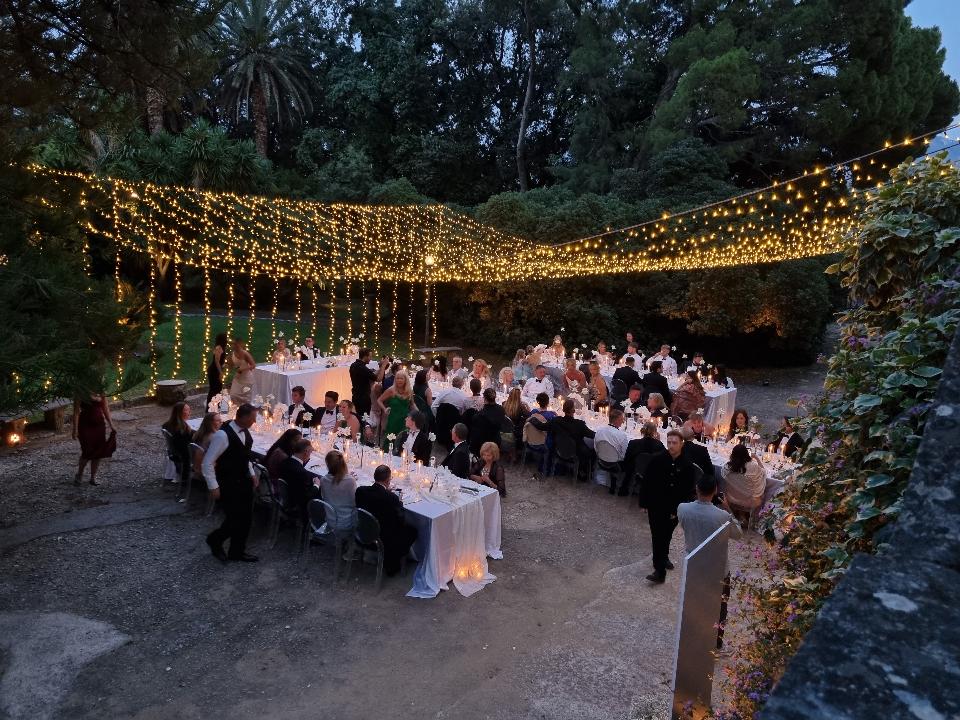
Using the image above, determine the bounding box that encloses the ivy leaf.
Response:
[856,505,883,521]
[910,366,942,378]
[865,473,893,488]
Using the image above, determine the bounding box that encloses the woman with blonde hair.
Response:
[646,392,669,428]
[378,369,414,450]
[502,387,530,447]
[588,360,608,408]
[497,366,516,393]
[469,441,507,497]
[228,337,256,403]
[550,335,566,359]
[469,358,492,390]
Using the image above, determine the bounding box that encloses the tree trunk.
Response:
[516,0,536,192]
[145,85,164,136]
[252,79,269,157]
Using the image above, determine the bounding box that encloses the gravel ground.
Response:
[0,350,828,720]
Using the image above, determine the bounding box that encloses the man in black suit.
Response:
[288,385,316,428]
[203,403,259,563]
[623,383,645,413]
[641,360,673,407]
[622,420,667,498]
[350,348,386,420]
[771,417,804,458]
[644,429,697,583]
[395,410,433,465]
[356,465,419,576]
[471,388,506,453]
[612,356,641,400]
[441,422,471,478]
[298,337,322,360]
[680,427,715,479]
[527,398,596,481]
[277,439,321,519]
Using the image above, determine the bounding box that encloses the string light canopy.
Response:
[28,125,960,392]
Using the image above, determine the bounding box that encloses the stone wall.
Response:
[761,330,960,719]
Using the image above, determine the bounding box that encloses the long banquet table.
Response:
[187,418,502,598]
[252,356,377,406]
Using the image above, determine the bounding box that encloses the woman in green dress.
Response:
[377,369,415,451]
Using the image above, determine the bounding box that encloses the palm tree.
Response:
[217,0,313,157]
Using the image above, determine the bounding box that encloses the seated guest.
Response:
[191,412,224,474]
[646,343,678,376]
[479,387,506,426]
[288,385,316,427]
[440,423,471,478]
[337,399,362,441]
[427,355,448,382]
[727,408,751,440]
[680,427,715,479]
[299,337,321,360]
[470,441,507,497]
[496,366,516,394]
[594,408,630,494]
[623,383,645,414]
[467,378,484,411]
[646,392,670,428]
[641,360,673,407]
[681,411,717,442]
[670,370,706,421]
[712,364,734,388]
[162,401,193,485]
[469,358,492,390]
[396,410,432,465]
[272,337,292,363]
[771,416,803,458]
[587,360,608,407]
[512,349,531,383]
[278,439,322,519]
[471,388,506,453]
[563,357,587,393]
[355,465,418,576]
[550,335,566,360]
[522,393,555,472]
[265,428,303,485]
[527,399,596,482]
[624,330,635,348]
[687,351,705,372]
[721,443,766,523]
[315,390,341,434]
[502,388,530,446]
[612,356,641,396]
[318,449,357,533]
[448,355,468,382]
[432,375,470,413]
[593,341,613,364]
[621,342,644,368]
[522,364,555,401]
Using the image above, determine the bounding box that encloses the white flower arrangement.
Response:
[362,412,372,423]
[707,363,713,369]
[387,433,397,441]
[621,399,630,407]
[468,356,475,362]
[611,345,616,350]
[302,412,313,422]
[336,425,351,438]
[697,407,705,414]
[433,359,439,366]
[359,333,365,338]
[339,336,345,342]
[581,343,587,349]
[671,345,677,351]
[242,386,250,393]
[560,326,565,331]
[682,353,688,359]
[428,432,436,442]
[419,354,426,360]
[278,331,284,337]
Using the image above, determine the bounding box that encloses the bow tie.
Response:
[325,409,334,415]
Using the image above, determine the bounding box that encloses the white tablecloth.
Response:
[187,419,503,598]
[253,363,352,406]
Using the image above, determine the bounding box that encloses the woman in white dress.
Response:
[272,338,292,364]
[228,338,256,404]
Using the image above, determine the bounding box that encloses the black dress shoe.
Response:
[206,536,228,563]
[645,572,666,584]
[665,559,675,570]
[229,553,259,562]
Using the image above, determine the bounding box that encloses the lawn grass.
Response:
[113,309,411,399]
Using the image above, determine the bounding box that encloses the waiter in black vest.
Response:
[202,403,259,562]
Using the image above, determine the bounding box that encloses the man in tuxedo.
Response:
[623,383,644,413]
[350,348,385,419]
[203,403,259,563]
[277,438,321,519]
[441,423,471,478]
[620,342,644,367]
[771,416,804,458]
[299,337,321,360]
[396,410,433,465]
[646,344,678,376]
[612,356,641,398]
[642,360,673,407]
[644,429,698,583]
[527,399,595,481]
[315,390,340,434]
[355,465,418,576]
[470,388,506,453]
[689,351,705,372]
[522,364,555,401]
[288,386,316,428]
[680,428,715,479]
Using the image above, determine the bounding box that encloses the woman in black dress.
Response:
[206,332,229,408]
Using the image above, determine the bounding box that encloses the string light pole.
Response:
[423,254,435,348]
